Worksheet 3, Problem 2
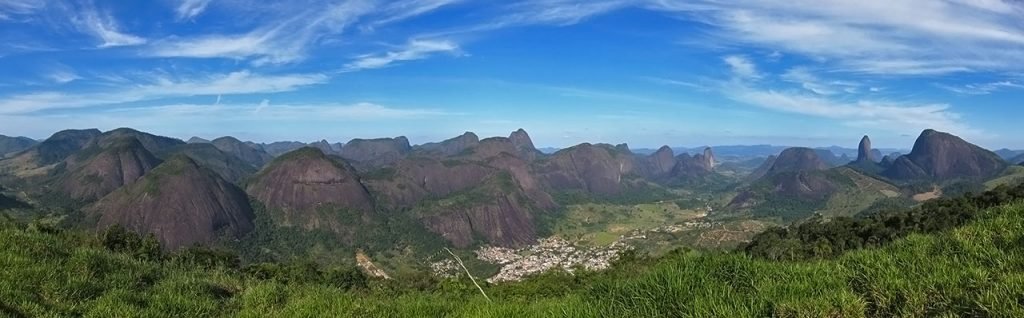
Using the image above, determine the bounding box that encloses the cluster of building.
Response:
[475,237,624,283]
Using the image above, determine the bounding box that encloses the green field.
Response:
[548,201,707,246]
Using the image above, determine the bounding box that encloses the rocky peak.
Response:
[90,155,254,250]
[700,147,715,170]
[884,129,1006,181]
[247,147,374,233]
[187,137,210,144]
[509,129,539,160]
[59,136,162,201]
[768,147,828,174]
[857,135,874,162]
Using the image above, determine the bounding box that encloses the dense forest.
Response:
[3,183,1024,317]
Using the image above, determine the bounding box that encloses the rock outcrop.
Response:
[246,148,375,235]
[768,147,829,174]
[533,143,634,196]
[884,129,1006,181]
[58,137,162,201]
[635,146,676,179]
[90,155,254,250]
[856,136,875,162]
[509,129,539,161]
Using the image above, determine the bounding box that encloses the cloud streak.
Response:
[345,39,460,71]
[0,71,327,114]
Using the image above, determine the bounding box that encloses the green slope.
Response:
[3,189,1024,316]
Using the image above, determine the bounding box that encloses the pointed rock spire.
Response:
[857,135,874,162]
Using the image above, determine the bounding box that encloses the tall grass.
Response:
[3,202,1024,317]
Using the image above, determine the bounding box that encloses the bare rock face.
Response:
[768,147,829,175]
[340,136,411,168]
[533,143,634,196]
[635,146,677,179]
[420,193,537,248]
[247,147,374,234]
[415,132,480,157]
[212,136,273,168]
[695,147,716,171]
[884,129,1006,181]
[364,149,554,248]
[90,155,254,250]
[509,128,539,161]
[59,137,162,201]
[857,135,875,162]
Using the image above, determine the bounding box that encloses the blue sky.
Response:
[1,0,1023,149]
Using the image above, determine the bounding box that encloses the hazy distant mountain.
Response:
[339,136,411,168]
[0,135,38,157]
[187,137,210,144]
[211,136,274,168]
[259,141,307,157]
[89,155,254,250]
[158,143,258,184]
[995,149,1024,161]
[884,129,1006,182]
[414,132,480,157]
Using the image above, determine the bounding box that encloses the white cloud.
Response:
[106,101,450,120]
[498,0,635,26]
[723,55,759,79]
[46,69,80,84]
[780,67,860,95]
[650,0,1024,75]
[728,86,978,137]
[345,39,460,71]
[372,0,463,26]
[148,0,376,64]
[73,4,147,47]
[936,80,1024,95]
[0,71,327,114]
[175,0,212,20]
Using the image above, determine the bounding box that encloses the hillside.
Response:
[88,155,255,250]
[2,184,1023,317]
[885,129,1006,181]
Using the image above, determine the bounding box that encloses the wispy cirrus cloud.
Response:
[149,0,376,64]
[649,0,1024,75]
[71,3,146,48]
[175,0,212,21]
[936,80,1024,95]
[713,55,979,137]
[0,70,327,114]
[345,38,460,71]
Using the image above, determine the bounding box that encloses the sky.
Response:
[1,0,1023,149]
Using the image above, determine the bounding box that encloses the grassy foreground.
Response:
[3,201,1024,317]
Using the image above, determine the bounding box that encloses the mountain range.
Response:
[0,127,1016,258]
